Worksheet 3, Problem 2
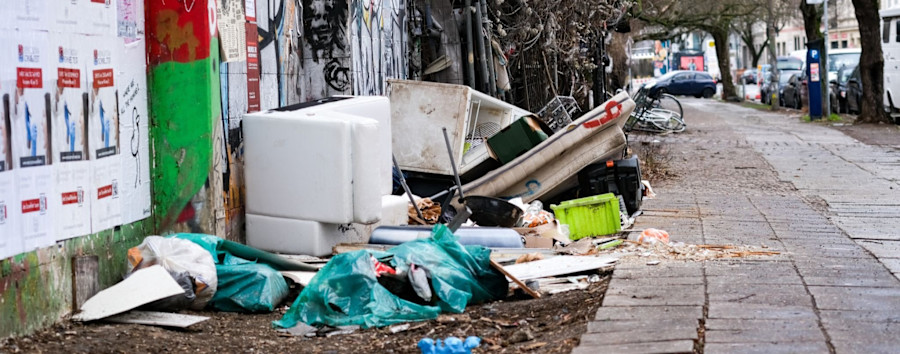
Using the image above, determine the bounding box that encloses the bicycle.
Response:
[624,86,685,134]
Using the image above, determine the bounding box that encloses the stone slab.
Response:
[579,326,698,345]
[603,294,705,307]
[704,341,829,354]
[707,303,817,320]
[586,318,699,334]
[594,306,703,322]
[572,340,696,354]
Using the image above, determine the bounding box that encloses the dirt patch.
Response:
[2,275,609,354]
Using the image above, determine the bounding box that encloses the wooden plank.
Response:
[104,311,209,328]
[281,271,317,286]
[490,259,541,299]
[502,255,617,281]
[72,265,185,322]
[72,255,100,311]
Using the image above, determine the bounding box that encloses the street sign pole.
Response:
[823,0,831,119]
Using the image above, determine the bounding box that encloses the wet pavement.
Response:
[576,99,900,353]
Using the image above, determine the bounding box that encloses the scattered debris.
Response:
[280,271,317,287]
[502,255,618,281]
[612,241,782,262]
[72,266,185,322]
[646,260,661,266]
[104,311,209,329]
[515,253,545,264]
[628,228,670,245]
[506,328,535,345]
[491,259,542,299]
[277,322,318,337]
[389,323,411,334]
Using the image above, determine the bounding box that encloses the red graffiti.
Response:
[582,100,623,129]
[147,0,215,64]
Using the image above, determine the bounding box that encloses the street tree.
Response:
[850,0,892,123]
[635,0,761,100]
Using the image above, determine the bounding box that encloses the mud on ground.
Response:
[2,275,609,354]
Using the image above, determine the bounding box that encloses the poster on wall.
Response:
[88,37,122,232]
[13,0,49,31]
[52,33,92,240]
[246,22,260,112]
[53,0,83,34]
[116,38,150,224]
[218,0,248,62]
[0,33,23,259]
[117,0,145,42]
[7,31,56,251]
[85,0,117,36]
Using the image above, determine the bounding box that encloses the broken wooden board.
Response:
[104,311,209,328]
[502,255,617,282]
[72,255,100,311]
[490,259,541,299]
[72,265,184,322]
[281,271,318,286]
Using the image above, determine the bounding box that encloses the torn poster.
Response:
[217,0,248,62]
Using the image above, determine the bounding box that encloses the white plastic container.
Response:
[243,97,388,224]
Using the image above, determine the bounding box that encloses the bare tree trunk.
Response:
[766,0,780,109]
[711,28,736,99]
[851,0,891,123]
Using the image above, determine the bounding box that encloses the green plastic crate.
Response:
[550,193,621,240]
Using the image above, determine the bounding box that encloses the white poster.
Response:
[85,0,117,36]
[0,47,22,258]
[14,0,49,32]
[52,33,92,240]
[217,0,248,62]
[117,0,144,42]
[6,31,55,251]
[88,37,121,231]
[116,38,150,224]
[16,165,55,251]
[0,170,20,259]
[53,0,83,34]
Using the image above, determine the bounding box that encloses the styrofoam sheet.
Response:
[461,92,635,203]
[244,112,355,223]
[246,214,373,257]
[72,265,184,322]
[326,96,392,195]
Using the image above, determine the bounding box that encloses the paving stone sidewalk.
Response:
[575,100,900,353]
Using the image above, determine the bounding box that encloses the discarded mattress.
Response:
[460,92,635,203]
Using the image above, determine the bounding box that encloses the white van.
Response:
[880,8,900,112]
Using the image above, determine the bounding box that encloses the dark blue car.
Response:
[645,71,717,98]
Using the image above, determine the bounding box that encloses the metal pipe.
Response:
[480,0,497,95]
[464,0,476,88]
[474,3,490,92]
[442,127,466,202]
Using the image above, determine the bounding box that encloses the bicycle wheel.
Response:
[654,94,683,119]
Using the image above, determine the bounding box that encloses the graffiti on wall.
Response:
[350,0,407,96]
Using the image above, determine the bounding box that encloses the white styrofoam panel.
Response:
[380,195,409,227]
[243,111,355,223]
[246,214,373,257]
[326,96,392,195]
[345,116,381,223]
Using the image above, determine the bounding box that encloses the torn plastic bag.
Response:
[211,254,289,312]
[171,233,289,312]
[141,271,198,311]
[273,224,508,329]
[127,236,217,309]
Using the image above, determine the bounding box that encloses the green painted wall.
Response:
[149,40,220,231]
[0,221,154,337]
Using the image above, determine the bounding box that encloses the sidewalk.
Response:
[576,100,900,353]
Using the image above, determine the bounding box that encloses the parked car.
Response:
[645,70,717,98]
[776,56,805,71]
[761,70,801,106]
[782,73,808,109]
[830,64,857,114]
[828,48,861,83]
[741,69,758,84]
[846,66,863,114]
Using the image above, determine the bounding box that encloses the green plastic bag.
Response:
[172,234,289,312]
[273,224,508,329]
